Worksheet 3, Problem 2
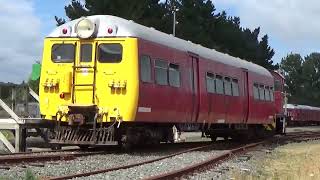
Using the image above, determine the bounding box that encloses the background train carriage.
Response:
[286,104,320,126]
[39,15,285,146]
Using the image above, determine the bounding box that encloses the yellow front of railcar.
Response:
[39,37,139,123]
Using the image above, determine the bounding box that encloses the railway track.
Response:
[144,132,320,180]
[44,131,320,180]
[46,142,217,180]
[0,151,108,167]
[1,131,320,179]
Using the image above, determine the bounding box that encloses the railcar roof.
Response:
[48,15,272,77]
[286,104,320,110]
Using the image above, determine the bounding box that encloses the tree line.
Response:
[55,0,276,70]
[281,53,320,107]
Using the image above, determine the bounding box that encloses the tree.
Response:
[280,53,303,104]
[56,0,276,69]
[281,53,320,106]
[301,53,320,106]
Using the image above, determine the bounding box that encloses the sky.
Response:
[0,0,319,83]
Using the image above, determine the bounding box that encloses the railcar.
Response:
[39,15,285,147]
[286,104,320,126]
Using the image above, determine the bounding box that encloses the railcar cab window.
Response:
[51,44,75,63]
[232,79,240,96]
[80,44,92,62]
[253,83,259,100]
[98,43,123,63]
[259,85,265,100]
[155,60,168,85]
[169,63,180,87]
[206,72,215,93]
[224,77,232,96]
[140,55,152,83]
[215,75,224,94]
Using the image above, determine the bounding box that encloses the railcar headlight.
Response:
[75,18,95,39]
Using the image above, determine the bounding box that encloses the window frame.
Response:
[253,83,260,100]
[97,43,123,63]
[168,63,181,88]
[51,43,76,63]
[265,86,271,101]
[80,44,93,63]
[224,77,232,96]
[139,55,153,83]
[215,75,224,95]
[206,72,215,93]
[259,84,265,101]
[270,87,274,101]
[154,59,168,86]
[232,78,240,97]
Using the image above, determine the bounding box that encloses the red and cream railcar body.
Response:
[43,15,282,146]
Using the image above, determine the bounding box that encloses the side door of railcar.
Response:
[189,53,200,122]
[242,69,250,123]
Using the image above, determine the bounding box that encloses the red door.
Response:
[242,70,249,123]
[190,55,200,122]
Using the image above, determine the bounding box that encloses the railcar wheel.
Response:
[51,144,61,150]
[79,145,89,150]
[210,136,217,142]
[119,135,132,151]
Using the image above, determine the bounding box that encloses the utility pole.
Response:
[172,4,179,36]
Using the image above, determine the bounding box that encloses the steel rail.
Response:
[143,141,265,180]
[0,151,105,165]
[144,132,320,180]
[31,132,320,180]
[47,143,214,180]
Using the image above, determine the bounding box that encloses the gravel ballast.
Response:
[75,149,229,180]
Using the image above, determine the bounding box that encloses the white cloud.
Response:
[212,0,320,61]
[0,0,42,83]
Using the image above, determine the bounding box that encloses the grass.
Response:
[230,140,320,180]
[25,169,37,180]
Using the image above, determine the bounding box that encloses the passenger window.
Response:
[80,44,92,62]
[253,84,259,100]
[140,55,152,83]
[169,63,180,87]
[206,73,215,93]
[265,86,270,101]
[232,79,240,96]
[270,87,274,101]
[216,75,224,94]
[51,44,75,63]
[155,60,168,85]
[224,77,232,96]
[259,85,265,100]
[98,43,123,63]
